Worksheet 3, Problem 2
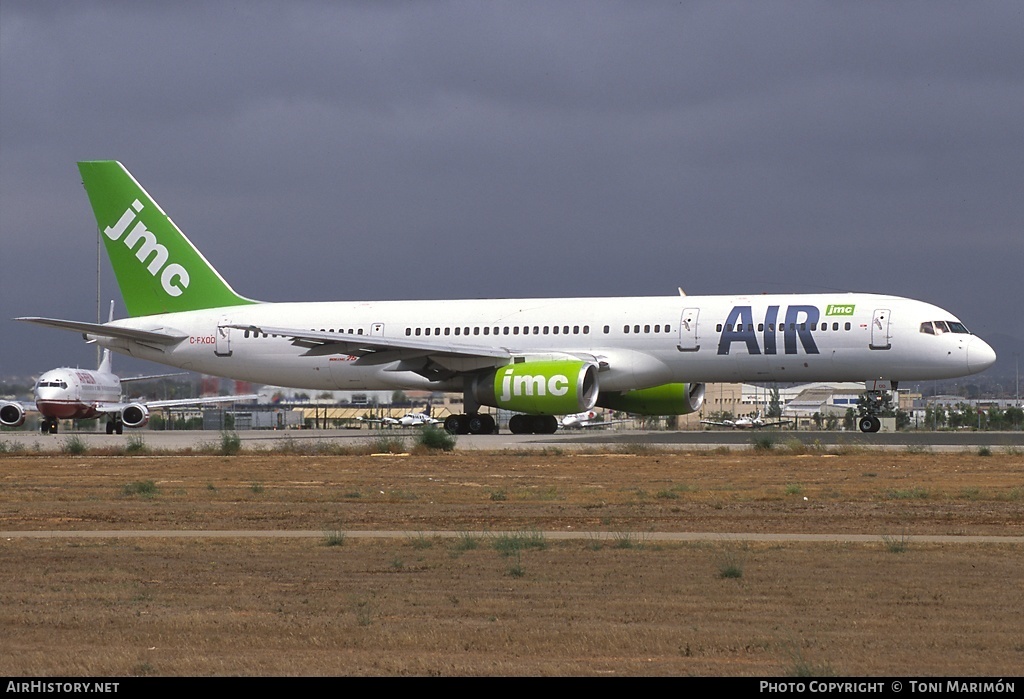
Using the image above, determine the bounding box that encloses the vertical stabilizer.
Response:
[77,161,257,317]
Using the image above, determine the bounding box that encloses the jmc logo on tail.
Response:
[104,199,190,297]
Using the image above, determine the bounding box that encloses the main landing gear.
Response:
[444,413,497,435]
[105,418,124,435]
[507,414,558,435]
[40,417,59,435]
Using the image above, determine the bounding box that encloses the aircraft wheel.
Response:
[444,414,466,435]
[48,419,58,435]
[540,415,558,434]
[467,414,497,435]
[106,421,115,435]
[858,416,881,433]
[508,414,526,434]
[115,421,124,435]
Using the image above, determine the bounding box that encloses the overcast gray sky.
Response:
[1,1,1021,380]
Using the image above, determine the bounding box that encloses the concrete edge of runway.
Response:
[2,427,1022,452]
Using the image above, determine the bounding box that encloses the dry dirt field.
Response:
[1,446,1022,677]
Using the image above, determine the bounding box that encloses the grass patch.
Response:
[370,434,408,454]
[60,435,88,455]
[351,596,373,626]
[124,434,148,454]
[408,533,434,549]
[488,489,508,502]
[451,532,480,553]
[612,531,646,549]
[884,487,930,500]
[715,542,748,579]
[505,550,526,578]
[612,442,665,455]
[751,435,776,452]
[323,530,346,547]
[977,446,992,457]
[122,480,158,498]
[881,532,910,553]
[782,640,838,677]
[219,431,242,455]
[785,483,804,496]
[0,439,25,455]
[492,530,547,557]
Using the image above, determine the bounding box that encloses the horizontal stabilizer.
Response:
[15,317,187,346]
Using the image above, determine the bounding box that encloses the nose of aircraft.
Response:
[966,337,997,374]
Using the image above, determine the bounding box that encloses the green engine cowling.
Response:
[596,382,705,415]
[471,360,599,415]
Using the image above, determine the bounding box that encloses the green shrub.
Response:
[219,431,242,455]
[416,425,457,451]
[60,435,88,455]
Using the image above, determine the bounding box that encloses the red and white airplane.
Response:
[1,348,257,435]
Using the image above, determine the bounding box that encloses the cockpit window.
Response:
[921,320,970,336]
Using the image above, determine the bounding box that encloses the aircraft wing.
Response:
[700,419,735,428]
[752,420,792,428]
[90,394,260,413]
[141,394,260,409]
[356,416,400,425]
[16,317,187,346]
[578,419,628,428]
[120,372,189,383]
[227,324,512,362]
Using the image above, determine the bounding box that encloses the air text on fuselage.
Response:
[717,305,820,355]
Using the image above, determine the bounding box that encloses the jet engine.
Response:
[470,360,599,415]
[0,401,27,428]
[121,403,150,429]
[597,382,705,415]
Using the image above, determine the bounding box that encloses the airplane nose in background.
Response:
[967,338,997,374]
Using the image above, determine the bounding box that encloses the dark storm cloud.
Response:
[1,1,1021,378]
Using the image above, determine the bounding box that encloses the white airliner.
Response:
[700,411,791,430]
[0,349,258,434]
[16,161,997,435]
[558,410,627,430]
[359,409,441,428]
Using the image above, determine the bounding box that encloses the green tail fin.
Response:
[77,161,257,317]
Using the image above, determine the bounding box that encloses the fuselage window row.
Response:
[716,322,853,332]
[404,325,593,338]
